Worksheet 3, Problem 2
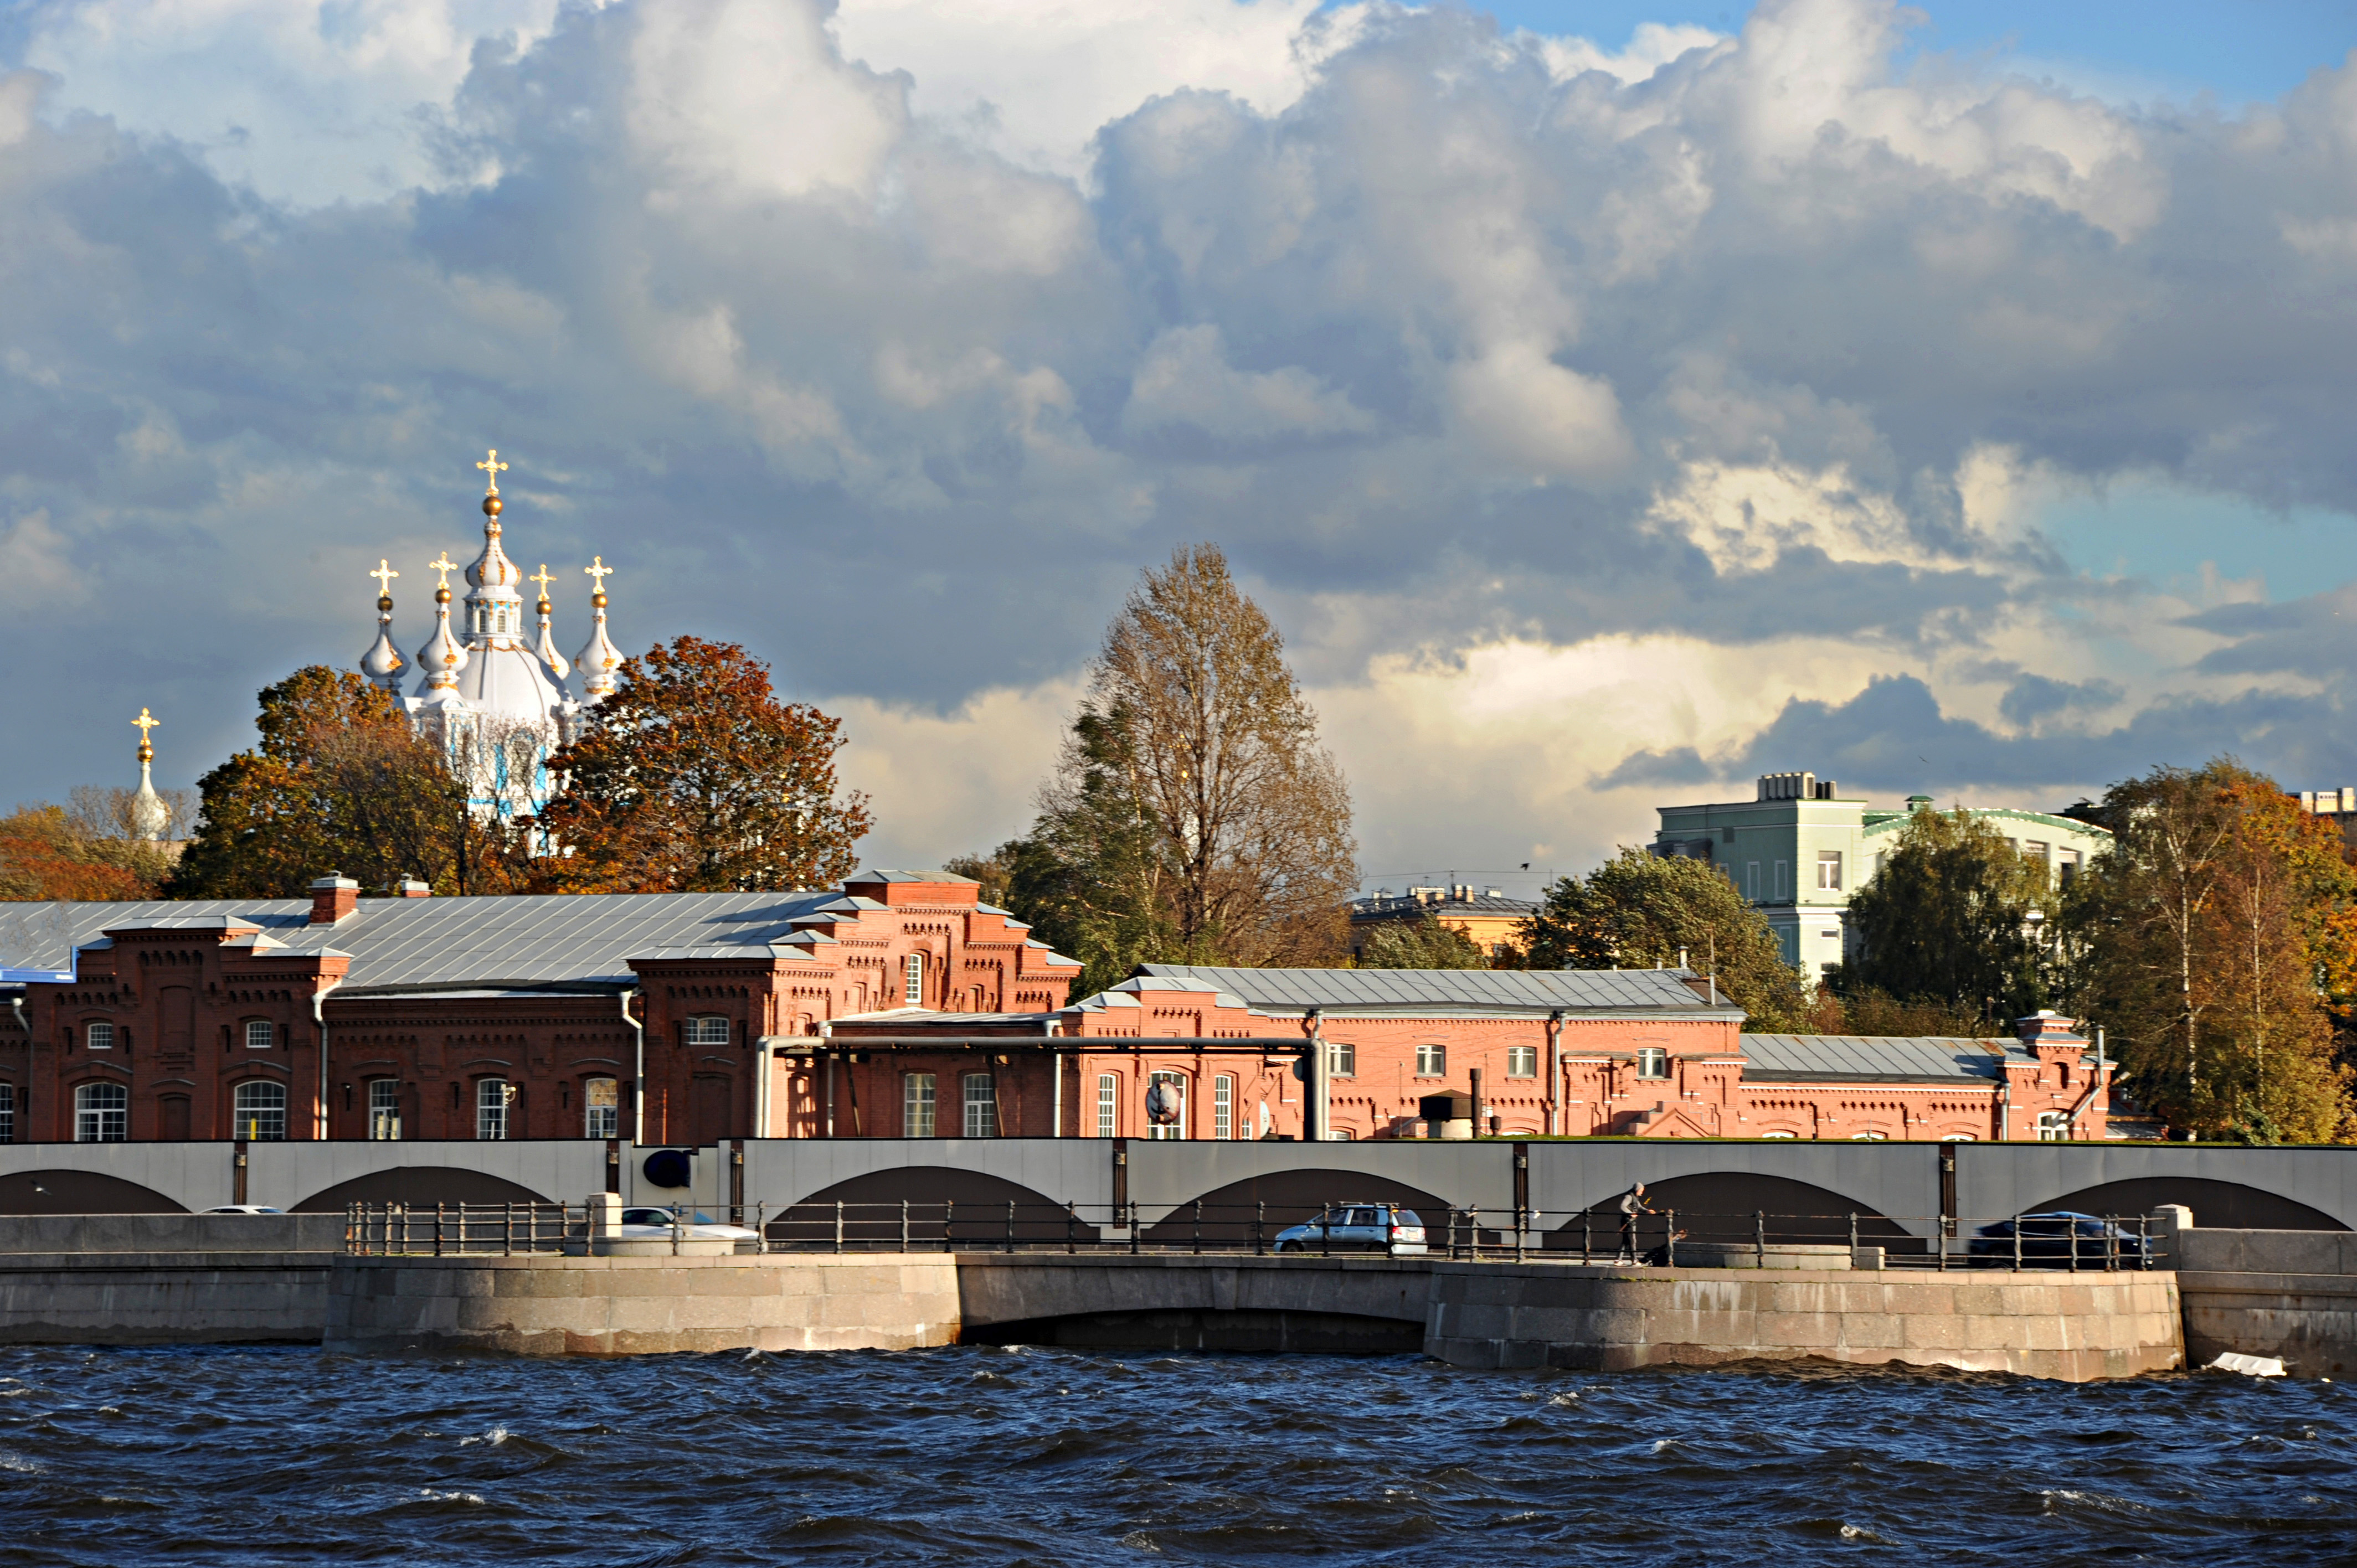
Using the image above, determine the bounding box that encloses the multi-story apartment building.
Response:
[1649,772,2112,981]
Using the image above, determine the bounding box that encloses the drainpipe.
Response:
[620,988,645,1144]
[820,1020,834,1138]
[8,993,27,1132]
[1047,1018,1063,1138]
[1545,1009,1563,1137]
[1306,1008,1329,1143]
[311,979,342,1141]
[1997,1071,2010,1141]
[2064,1026,2108,1140]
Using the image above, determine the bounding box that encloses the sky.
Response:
[6,0,2357,900]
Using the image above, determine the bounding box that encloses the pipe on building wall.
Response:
[1047,1019,1063,1138]
[311,981,341,1141]
[620,988,645,1144]
[1545,1010,1563,1137]
[1306,1008,1329,1142]
[820,1020,834,1138]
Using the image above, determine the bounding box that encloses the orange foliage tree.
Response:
[538,637,871,893]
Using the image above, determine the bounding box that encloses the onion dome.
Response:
[359,559,407,691]
[413,552,469,698]
[531,564,572,681]
[573,555,622,702]
[462,449,528,649]
[130,708,167,842]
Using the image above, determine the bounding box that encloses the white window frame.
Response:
[245,1020,275,1051]
[75,1081,127,1143]
[1095,1073,1118,1138]
[1775,859,1790,900]
[85,1022,114,1051]
[2036,1111,2070,1143]
[1816,851,1842,891]
[684,1016,730,1047]
[905,1072,937,1138]
[962,1071,996,1138]
[1146,1070,1187,1141]
[477,1077,511,1141]
[1327,1040,1356,1078]
[368,1078,403,1141]
[1761,1129,1798,1139]
[0,1081,12,1143]
[904,952,925,1006]
[1505,1045,1537,1079]
[233,1080,286,1142]
[583,1077,617,1141]
[1414,1043,1445,1078]
[1635,1047,1670,1080]
[1213,1075,1234,1141]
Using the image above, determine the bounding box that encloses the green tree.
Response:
[1835,807,2051,1025]
[538,637,871,893]
[1511,849,1809,1031]
[2066,760,2355,1142]
[1356,914,1487,969]
[168,667,512,898]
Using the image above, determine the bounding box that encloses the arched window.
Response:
[85,1022,115,1051]
[904,1073,936,1138]
[1213,1075,1235,1141]
[367,1079,402,1141]
[233,1081,286,1141]
[1146,1070,1187,1141]
[961,1072,996,1138]
[583,1077,619,1139]
[2036,1111,2070,1142]
[75,1082,127,1142]
[1095,1073,1118,1138]
[478,1079,512,1141]
[904,953,925,1006]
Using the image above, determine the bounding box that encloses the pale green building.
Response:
[1649,771,2113,982]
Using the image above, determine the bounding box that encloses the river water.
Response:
[2,1345,2351,1565]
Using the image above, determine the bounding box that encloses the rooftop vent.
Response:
[1757,772,1840,801]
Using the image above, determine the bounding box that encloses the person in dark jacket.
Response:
[1614,1182,1654,1262]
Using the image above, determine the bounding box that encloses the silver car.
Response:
[617,1207,764,1249]
[1270,1203,1428,1255]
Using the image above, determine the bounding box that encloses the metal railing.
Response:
[342,1200,2166,1270]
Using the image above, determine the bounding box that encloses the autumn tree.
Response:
[538,637,871,893]
[2066,760,2356,1142]
[1836,807,2052,1024]
[168,667,516,899]
[1,804,175,900]
[1000,546,1358,982]
[1511,849,1809,1031]
[1357,914,1487,969]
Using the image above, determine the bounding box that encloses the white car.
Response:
[202,1204,285,1214]
[1270,1203,1428,1255]
[616,1207,763,1249]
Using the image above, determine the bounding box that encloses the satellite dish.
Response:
[641,1148,693,1189]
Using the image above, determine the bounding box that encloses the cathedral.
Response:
[357,450,623,836]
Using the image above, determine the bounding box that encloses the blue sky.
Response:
[7,0,2357,884]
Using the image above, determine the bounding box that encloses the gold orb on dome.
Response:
[482,493,503,517]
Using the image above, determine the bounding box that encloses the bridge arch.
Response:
[1544,1172,1918,1255]
[292,1167,553,1213]
[771,1167,1100,1246]
[2026,1176,2346,1232]
[0,1168,187,1215]
[1143,1167,1453,1247]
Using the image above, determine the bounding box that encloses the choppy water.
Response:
[2,1346,2353,1565]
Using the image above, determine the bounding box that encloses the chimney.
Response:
[394,878,431,899]
[310,873,360,925]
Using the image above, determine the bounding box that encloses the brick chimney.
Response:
[393,878,431,899]
[2015,1010,2088,1064]
[310,873,360,925]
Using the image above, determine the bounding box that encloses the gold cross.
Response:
[132,708,159,741]
[369,559,399,595]
[585,556,614,591]
[530,564,555,600]
[428,551,460,591]
[476,448,509,496]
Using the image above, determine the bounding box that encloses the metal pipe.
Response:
[1545,1009,1563,1137]
[1048,1020,1063,1138]
[312,979,342,1141]
[620,987,645,1144]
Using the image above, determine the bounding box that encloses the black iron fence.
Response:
[343,1199,2166,1271]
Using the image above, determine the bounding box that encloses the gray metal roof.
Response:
[0,893,847,991]
[1738,1034,2031,1082]
[1133,964,1737,1014]
[1349,893,1540,919]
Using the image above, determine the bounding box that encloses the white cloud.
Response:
[1123,324,1374,445]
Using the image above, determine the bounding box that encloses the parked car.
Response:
[616,1206,763,1250]
[202,1205,284,1215]
[1270,1203,1428,1255]
[1969,1211,2155,1266]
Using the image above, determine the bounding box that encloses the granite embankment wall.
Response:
[2177,1229,2357,1378]
[0,1214,344,1345]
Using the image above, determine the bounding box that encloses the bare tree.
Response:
[1059,544,1358,967]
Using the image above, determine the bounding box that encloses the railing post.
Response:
[2013,1214,2024,1272]
[1756,1210,1766,1265]
[1192,1199,1203,1256]
[1005,1199,1016,1255]
[1255,1200,1265,1257]
[1466,1206,1477,1261]
[1321,1209,1332,1257]
[944,1200,955,1252]
[1665,1209,1676,1268]
[503,1200,514,1257]
[835,1200,845,1254]
[1848,1212,1858,1257]
[1129,1200,1140,1254]
[902,1199,910,1252]
[434,1202,445,1257]
[1581,1209,1589,1266]
[1066,1201,1078,1255]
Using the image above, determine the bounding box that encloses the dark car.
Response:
[1969,1211,2155,1267]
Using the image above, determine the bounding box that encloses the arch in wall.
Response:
[1543,1172,1918,1255]
[1144,1168,1454,1247]
[0,1169,188,1215]
[2025,1176,2346,1232]
[291,1166,554,1213]
[770,1167,1098,1246]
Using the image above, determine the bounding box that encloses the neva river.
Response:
[3,1345,2352,1565]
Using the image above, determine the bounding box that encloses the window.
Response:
[1096,1074,1118,1138]
[85,1022,115,1051]
[1761,1129,1798,1139]
[1146,1071,1186,1141]
[904,1072,937,1138]
[1774,860,1790,900]
[962,1072,996,1138]
[684,1016,729,1047]
[0,1081,13,1143]
[1940,1133,1978,1142]
[904,953,925,1006]
[1635,1047,1669,1079]
[1214,1075,1234,1140]
[583,1077,617,1140]
[1816,851,1842,891]
[477,1078,511,1141]
[2058,850,2081,886]
[1326,1040,1355,1078]
[1505,1045,1537,1079]
[75,1082,127,1142]
[1414,1043,1446,1077]
[369,1079,403,1141]
[233,1081,286,1141]
[1745,862,1760,900]
[1850,1131,1888,1141]
[2024,840,2049,864]
[245,1020,275,1051]
[2036,1111,2070,1143]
